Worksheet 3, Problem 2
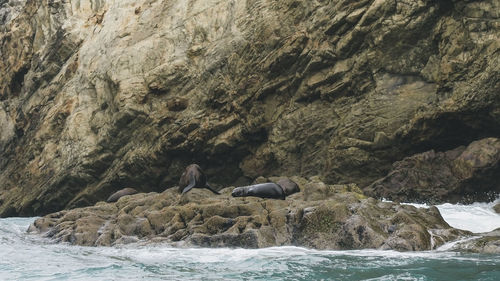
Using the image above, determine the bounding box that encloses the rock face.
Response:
[29,178,468,250]
[1,0,500,216]
[366,138,500,203]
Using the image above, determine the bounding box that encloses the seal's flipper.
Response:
[182,174,196,194]
[182,183,196,194]
[205,184,220,195]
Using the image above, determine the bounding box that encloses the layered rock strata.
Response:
[366,138,500,203]
[29,178,469,251]
[1,0,500,216]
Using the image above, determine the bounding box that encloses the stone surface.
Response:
[28,178,469,250]
[366,138,500,203]
[1,0,500,216]
[450,228,500,254]
[494,203,500,214]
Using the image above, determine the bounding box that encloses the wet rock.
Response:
[494,203,500,214]
[450,228,500,254]
[366,138,500,204]
[29,178,469,250]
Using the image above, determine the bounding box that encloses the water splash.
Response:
[436,236,480,252]
[391,197,500,233]
[1,200,500,281]
[435,200,500,233]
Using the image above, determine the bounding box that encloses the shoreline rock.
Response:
[28,178,470,251]
[449,228,500,254]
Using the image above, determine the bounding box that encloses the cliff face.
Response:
[1,0,499,216]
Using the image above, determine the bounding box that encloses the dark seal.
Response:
[179,164,220,194]
[231,178,300,200]
[276,178,300,196]
[106,187,138,203]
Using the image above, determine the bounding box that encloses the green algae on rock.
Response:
[28,178,469,251]
[450,228,500,254]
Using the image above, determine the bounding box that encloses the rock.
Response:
[494,203,500,214]
[2,0,500,216]
[29,178,469,250]
[449,228,500,254]
[366,138,500,204]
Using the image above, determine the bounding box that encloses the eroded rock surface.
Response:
[366,138,500,203]
[29,178,468,251]
[450,228,500,254]
[1,0,500,216]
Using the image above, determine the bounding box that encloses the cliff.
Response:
[1,0,499,217]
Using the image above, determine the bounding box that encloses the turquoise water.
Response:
[1,201,500,281]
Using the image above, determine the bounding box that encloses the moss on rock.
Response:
[29,178,470,251]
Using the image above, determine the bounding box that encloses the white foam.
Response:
[1,218,499,281]
[397,198,500,233]
[436,200,500,233]
[436,236,479,252]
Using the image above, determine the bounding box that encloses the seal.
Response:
[231,179,300,200]
[179,164,220,194]
[276,178,300,196]
[231,183,285,199]
[106,187,138,203]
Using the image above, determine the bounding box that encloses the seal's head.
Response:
[277,179,300,196]
[231,186,246,197]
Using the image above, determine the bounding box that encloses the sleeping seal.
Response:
[231,178,299,200]
[179,164,220,194]
[106,187,138,203]
[276,178,300,196]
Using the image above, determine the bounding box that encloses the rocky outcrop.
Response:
[366,138,500,204]
[450,228,500,254]
[29,178,468,250]
[1,0,500,216]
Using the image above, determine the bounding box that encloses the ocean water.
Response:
[1,200,499,281]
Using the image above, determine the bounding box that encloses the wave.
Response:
[1,199,499,281]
